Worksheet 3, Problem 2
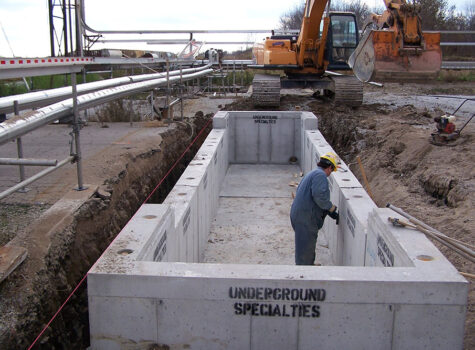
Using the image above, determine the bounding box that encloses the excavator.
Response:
[349,0,442,82]
[251,0,442,107]
[251,0,364,107]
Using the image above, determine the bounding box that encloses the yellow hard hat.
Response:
[320,152,339,172]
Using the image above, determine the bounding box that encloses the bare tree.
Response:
[330,0,376,29]
[278,0,385,31]
[461,0,475,29]
[278,2,305,30]
[279,0,474,31]
[416,0,453,29]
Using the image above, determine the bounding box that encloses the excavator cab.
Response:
[325,13,360,70]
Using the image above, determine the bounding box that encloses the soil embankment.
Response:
[0,113,212,349]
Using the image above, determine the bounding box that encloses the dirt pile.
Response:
[0,113,213,349]
[316,101,474,347]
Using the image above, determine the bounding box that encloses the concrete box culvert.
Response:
[88,111,467,349]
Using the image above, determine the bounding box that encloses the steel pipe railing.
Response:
[0,65,212,114]
[0,67,214,199]
[95,39,256,45]
[0,68,213,146]
[0,158,58,166]
[0,156,74,201]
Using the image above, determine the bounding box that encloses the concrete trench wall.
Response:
[88,111,467,349]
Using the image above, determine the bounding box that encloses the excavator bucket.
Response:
[349,30,442,82]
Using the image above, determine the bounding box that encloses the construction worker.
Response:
[290,152,340,265]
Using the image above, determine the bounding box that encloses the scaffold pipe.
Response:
[0,65,212,114]
[0,69,213,145]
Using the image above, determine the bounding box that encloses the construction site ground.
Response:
[0,81,474,349]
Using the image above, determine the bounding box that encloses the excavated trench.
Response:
[2,92,473,348]
[0,113,212,349]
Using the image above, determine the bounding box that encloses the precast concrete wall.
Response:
[88,111,467,350]
[213,110,317,165]
[163,128,228,262]
[300,128,377,266]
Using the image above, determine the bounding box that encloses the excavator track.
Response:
[332,75,363,107]
[251,74,281,107]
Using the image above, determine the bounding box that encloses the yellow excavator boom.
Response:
[253,0,330,74]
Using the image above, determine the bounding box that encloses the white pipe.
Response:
[0,69,213,145]
[0,65,212,114]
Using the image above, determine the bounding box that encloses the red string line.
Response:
[28,117,212,349]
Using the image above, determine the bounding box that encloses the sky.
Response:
[0,0,472,58]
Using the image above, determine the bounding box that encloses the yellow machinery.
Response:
[251,0,363,107]
[349,0,442,82]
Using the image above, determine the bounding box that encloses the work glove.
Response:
[328,205,339,225]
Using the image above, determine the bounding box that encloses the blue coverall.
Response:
[290,167,333,265]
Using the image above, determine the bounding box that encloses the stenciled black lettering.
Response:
[234,303,242,315]
[282,288,290,300]
[152,231,167,262]
[251,303,258,316]
[302,304,310,317]
[156,244,166,262]
[260,304,269,316]
[312,305,320,317]
[283,304,290,317]
[307,289,317,301]
[228,287,327,302]
[232,302,322,318]
[291,304,299,317]
[256,287,263,300]
[268,304,275,317]
[253,115,278,125]
[238,287,247,299]
[378,246,390,267]
[182,207,191,234]
[346,208,356,237]
[203,172,208,189]
[377,235,394,267]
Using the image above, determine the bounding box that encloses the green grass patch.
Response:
[0,72,105,97]
[437,70,475,82]
[223,70,256,86]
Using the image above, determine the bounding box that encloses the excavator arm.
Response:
[251,0,363,107]
[349,0,441,82]
[296,0,330,71]
[369,0,422,44]
[253,0,331,74]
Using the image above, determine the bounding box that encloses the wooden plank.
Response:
[0,245,28,283]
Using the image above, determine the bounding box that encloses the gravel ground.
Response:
[0,204,50,246]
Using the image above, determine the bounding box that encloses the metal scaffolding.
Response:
[48,0,79,56]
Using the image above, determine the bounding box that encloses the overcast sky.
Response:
[0,0,472,58]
